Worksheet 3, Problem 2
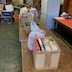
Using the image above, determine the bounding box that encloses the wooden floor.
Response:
[21,39,72,72]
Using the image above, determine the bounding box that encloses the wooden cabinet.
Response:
[63,0,72,15]
[63,0,69,12]
[67,0,72,15]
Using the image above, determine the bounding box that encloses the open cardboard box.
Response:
[33,37,61,70]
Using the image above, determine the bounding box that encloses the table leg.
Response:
[54,20,56,32]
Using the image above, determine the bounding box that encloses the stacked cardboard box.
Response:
[1,10,13,22]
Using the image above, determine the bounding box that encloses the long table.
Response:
[20,18,72,72]
[54,17,72,45]
[21,38,72,72]
[54,17,72,32]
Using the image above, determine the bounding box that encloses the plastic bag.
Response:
[60,12,69,17]
[28,32,36,50]
[35,29,46,38]
[29,7,38,17]
[28,29,46,51]
[30,21,40,32]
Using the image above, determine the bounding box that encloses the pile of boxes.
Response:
[0,4,14,23]
[1,10,13,22]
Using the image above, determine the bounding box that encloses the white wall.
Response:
[41,0,60,29]
[41,0,48,15]
[41,0,48,24]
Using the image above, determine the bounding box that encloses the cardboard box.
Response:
[2,10,13,16]
[33,37,61,70]
[1,17,12,22]
[1,11,13,22]
[20,13,34,26]
[20,13,34,34]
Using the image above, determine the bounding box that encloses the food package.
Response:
[28,29,46,51]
